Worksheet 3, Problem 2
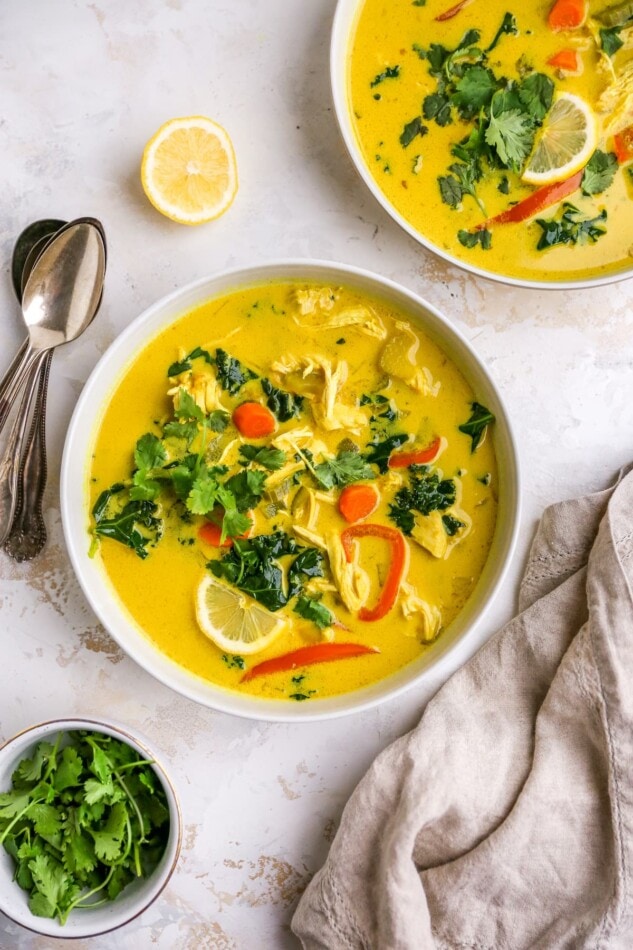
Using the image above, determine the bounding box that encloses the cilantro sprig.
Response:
[0,732,169,926]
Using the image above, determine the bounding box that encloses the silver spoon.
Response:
[0,221,106,545]
[5,218,106,561]
[2,219,67,560]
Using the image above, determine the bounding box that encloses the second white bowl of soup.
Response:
[331,0,633,288]
[61,261,520,720]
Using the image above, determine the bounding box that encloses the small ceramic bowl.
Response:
[0,718,181,939]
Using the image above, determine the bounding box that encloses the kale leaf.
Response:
[261,378,304,421]
[92,485,161,559]
[215,348,257,394]
[458,401,495,452]
[458,228,492,249]
[535,203,607,251]
[486,12,518,52]
[600,25,624,56]
[364,433,409,473]
[388,468,457,535]
[167,345,214,377]
[400,116,429,146]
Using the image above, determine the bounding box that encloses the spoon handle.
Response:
[0,352,47,545]
[0,344,40,435]
[4,352,52,560]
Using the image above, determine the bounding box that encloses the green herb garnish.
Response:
[293,594,335,630]
[581,150,619,196]
[0,731,169,926]
[370,65,400,87]
[239,445,286,471]
[215,348,257,394]
[261,378,304,421]
[313,451,376,489]
[458,402,495,452]
[535,203,607,251]
[388,468,457,535]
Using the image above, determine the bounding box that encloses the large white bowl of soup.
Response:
[331,0,633,288]
[61,261,520,721]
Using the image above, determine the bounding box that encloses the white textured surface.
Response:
[0,1,632,947]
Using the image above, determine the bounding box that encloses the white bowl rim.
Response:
[329,0,633,292]
[61,257,521,723]
[0,717,182,940]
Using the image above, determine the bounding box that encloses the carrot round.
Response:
[547,0,587,31]
[476,169,583,229]
[232,402,276,438]
[341,523,408,622]
[547,49,580,72]
[241,642,379,683]
[338,484,380,523]
[388,436,441,469]
[613,125,633,165]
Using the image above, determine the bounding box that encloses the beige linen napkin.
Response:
[292,467,633,949]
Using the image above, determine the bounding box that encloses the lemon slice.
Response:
[522,93,597,186]
[195,575,287,655]
[141,116,238,225]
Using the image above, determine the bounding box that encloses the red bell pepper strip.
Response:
[240,642,379,683]
[476,169,583,229]
[435,0,474,21]
[388,436,441,469]
[341,523,409,622]
[613,125,633,165]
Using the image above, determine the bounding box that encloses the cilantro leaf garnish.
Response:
[535,203,608,251]
[293,594,335,630]
[458,401,495,452]
[0,731,169,926]
[485,93,534,169]
[458,228,492,250]
[400,115,429,146]
[517,72,554,121]
[134,433,166,472]
[239,444,286,470]
[452,66,498,118]
[581,150,619,196]
[313,450,376,489]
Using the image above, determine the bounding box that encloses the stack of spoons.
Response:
[0,217,107,561]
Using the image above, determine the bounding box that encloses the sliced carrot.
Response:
[476,169,583,229]
[240,642,379,683]
[435,0,474,21]
[613,124,633,165]
[232,402,276,438]
[338,484,380,523]
[341,523,408,621]
[388,435,441,469]
[547,0,587,31]
[547,48,580,72]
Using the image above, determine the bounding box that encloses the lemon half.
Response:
[141,116,238,225]
[195,575,286,655]
[522,93,597,186]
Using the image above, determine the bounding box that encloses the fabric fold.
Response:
[292,467,633,950]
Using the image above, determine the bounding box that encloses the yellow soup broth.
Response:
[89,281,498,701]
[349,0,633,282]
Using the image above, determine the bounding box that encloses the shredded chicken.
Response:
[264,460,304,489]
[596,57,633,133]
[379,321,440,397]
[271,353,366,434]
[411,507,472,560]
[291,486,320,530]
[167,370,229,415]
[325,529,371,613]
[290,288,386,339]
[293,524,328,551]
[400,581,442,643]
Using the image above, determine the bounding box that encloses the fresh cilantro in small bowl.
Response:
[0,719,181,938]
